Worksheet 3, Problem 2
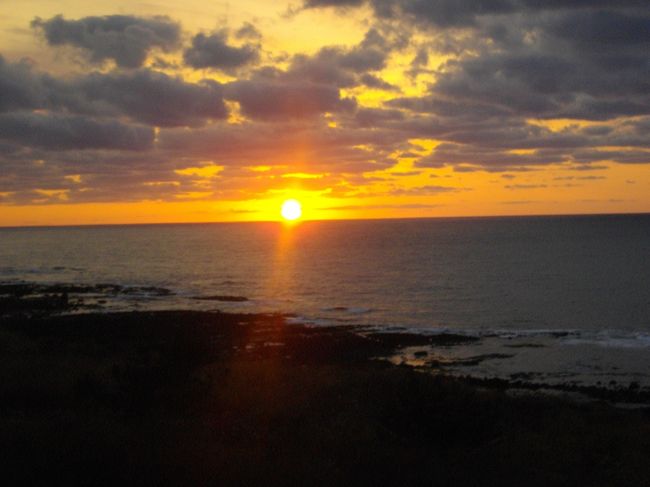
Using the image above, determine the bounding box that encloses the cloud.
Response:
[553,176,605,181]
[0,56,46,112]
[224,79,356,120]
[428,48,650,121]
[416,144,568,170]
[570,149,650,165]
[548,9,650,47]
[31,15,181,68]
[158,119,403,175]
[282,29,392,88]
[505,184,548,190]
[304,3,650,121]
[354,108,404,127]
[303,0,365,8]
[500,200,534,205]
[368,4,650,172]
[360,73,399,91]
[320,203,443,210]
[389,184,462,196]
[304,1,650,28]
[77,70,228,127]
[0,112,154,151]
[183,30,260,71]
[235,22,263,41]
[0,56,228,127]
[3,4,650,208]
[303,0,518,26]
[385,6,650,121]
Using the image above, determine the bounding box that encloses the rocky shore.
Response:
[2,288,650,485]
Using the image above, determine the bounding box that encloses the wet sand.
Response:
[2,295,650,485]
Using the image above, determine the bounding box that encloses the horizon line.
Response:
[1,210,649,230]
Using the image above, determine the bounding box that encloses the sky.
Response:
[1,0,649,226]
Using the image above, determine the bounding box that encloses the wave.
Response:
[5,278,650,350]
[321,306,373,314]
[362,325,650,349]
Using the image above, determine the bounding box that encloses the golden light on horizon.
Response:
[281,199,302,221]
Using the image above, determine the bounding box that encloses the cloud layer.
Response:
[1,4,649,207]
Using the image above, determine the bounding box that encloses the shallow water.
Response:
[2,214,650,387]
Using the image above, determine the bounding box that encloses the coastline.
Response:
[3,292,650,485]
[2,281,650,402]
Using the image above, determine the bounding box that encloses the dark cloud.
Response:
[553,175,605,181]
[31,15,181,68]
[549,9,650,47]
[416,143,568,171]
[305,1,650,27]
[302,2,650,125]
[375,0,516,28]
[402,7,649,121]
[0,112,153,151]
[410,47,428,67]
[287,50,357,87]
[0,147,193,204]
[428,50,650,121]
[363,4,650,172]
[570,149,650,165]
[360,73,399,91]
[303,0,517,26]
[568,164,609,172]
[0,56,46,112]
[354,108,404,127]
[224,80,356,120]
[389,184,463,196]
[303,0,365,7]
[4,3,650,206]
[235,23,262,41]
[505,184,548,190]
[284,29,391,88]
[77,70,228,127]
[320,203,443,210]
[183,31,260,71]
[0,56,228,127]
[159,120,401,173]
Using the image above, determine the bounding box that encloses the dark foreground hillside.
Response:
[2,307,650,486]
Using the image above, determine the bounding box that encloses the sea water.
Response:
[2,214,650,389]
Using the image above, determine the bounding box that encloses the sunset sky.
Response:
[1,0,649,226]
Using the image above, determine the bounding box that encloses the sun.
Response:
[281,199,302,221]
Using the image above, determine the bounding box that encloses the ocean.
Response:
[2,214,650,390]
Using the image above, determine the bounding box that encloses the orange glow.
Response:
[1,2,649,227]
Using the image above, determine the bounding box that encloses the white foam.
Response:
[286,316,335,327]
[366,325,650,350]
[348,307,372,314]
[562,331,650,349]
